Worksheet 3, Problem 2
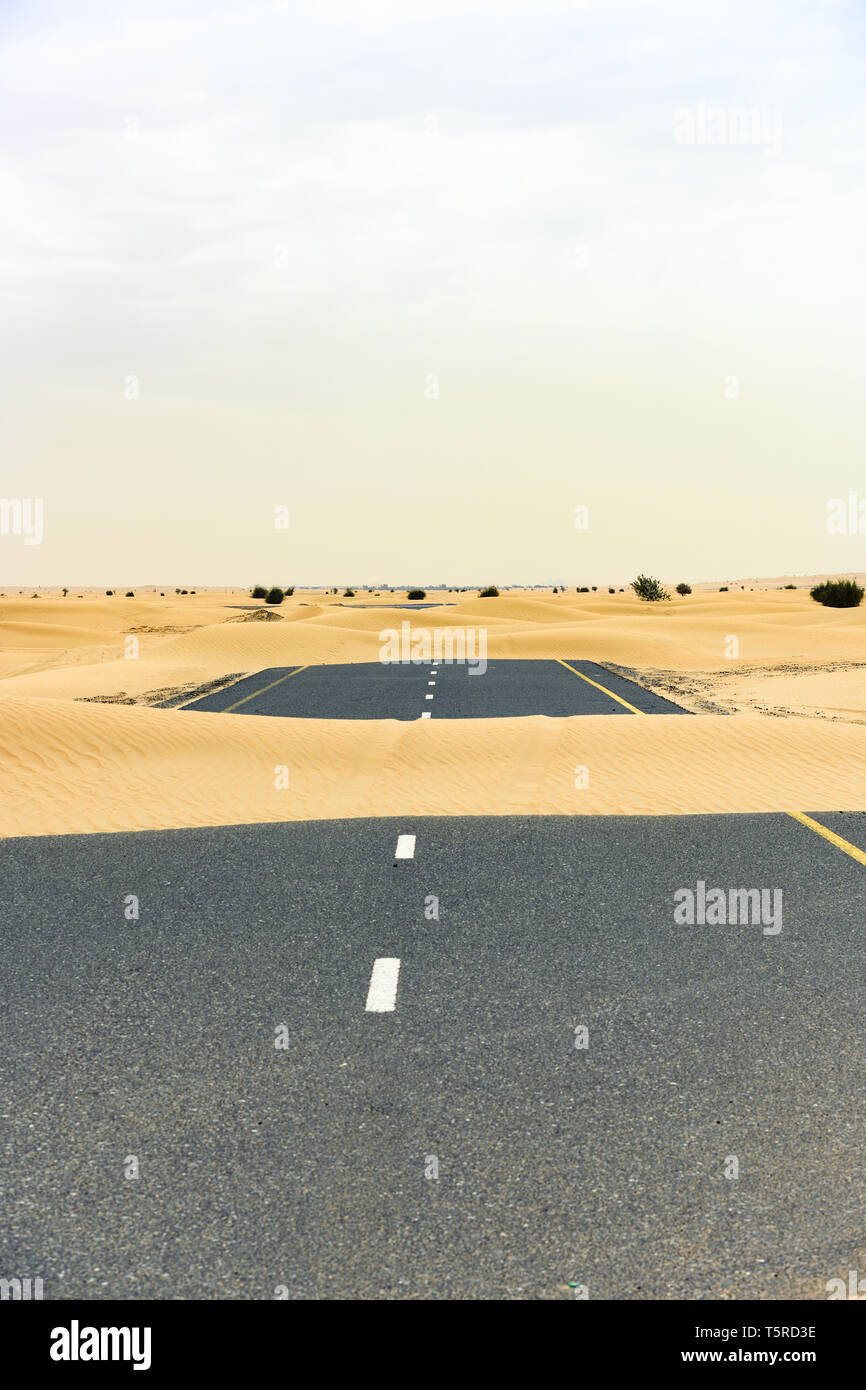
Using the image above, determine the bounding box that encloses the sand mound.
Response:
[4,587,865,708]
[228,608,284,622]
[0,621,110,647]
[2,697,866,838]
[2,588,866,836]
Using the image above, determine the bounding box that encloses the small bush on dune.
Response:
[784,584,797,590]
[252,585,267,599]
[631,574,670,602]
[284,587,294,597]
[676,583,692,596]
[811,578,864,608]
[125,591,134,597]
[343,588,356,597]
[609,587,615,594]
[106,590,113,596]
[479,586,499,597]
[265,586,285,605]
[719,586,728,592]
[408,589,426,600]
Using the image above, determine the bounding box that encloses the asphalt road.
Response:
[183,660,687,718]
[2,812,864,1300]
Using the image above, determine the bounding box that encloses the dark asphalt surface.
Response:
[2,813,864,1300]
[183,660,688,718]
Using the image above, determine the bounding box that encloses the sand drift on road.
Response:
[2,588,866,836]
[3,697,866,836]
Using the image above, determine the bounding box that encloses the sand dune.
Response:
[0,620,114,646]
[1,588,865,703]
[2,587,865,836]
[1,695,866,838]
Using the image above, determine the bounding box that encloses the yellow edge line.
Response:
[787,811,866,866]
[555,658,646,716]
[556,659,866,866]
[222,665,309,713]
[177,670,250,710]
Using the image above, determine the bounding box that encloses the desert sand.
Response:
[1,587,865,837]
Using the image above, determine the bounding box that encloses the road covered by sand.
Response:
[1,587,865,836]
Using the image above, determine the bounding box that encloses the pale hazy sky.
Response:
[2,0,866,587]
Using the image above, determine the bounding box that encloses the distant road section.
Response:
[181,659,688,719]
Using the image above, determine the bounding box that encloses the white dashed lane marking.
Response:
[421,711,431,719]
[425,693,434,700]
[394,834,416,859]
[365,958,401,1012]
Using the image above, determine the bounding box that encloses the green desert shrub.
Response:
[343,588,355,597]
[783,584,797,590]
[408,588,426,600]
[284,587,294,597]
[719,586,728,592]
[125,591,134,597]
[479,586,499,597]
[810,577,864,608]
[631,574,670,602]
[608,587,615,594]
[676,583,692,596]
[106,590,113,596]
[265,586,285,605]
[252,585,267,599]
